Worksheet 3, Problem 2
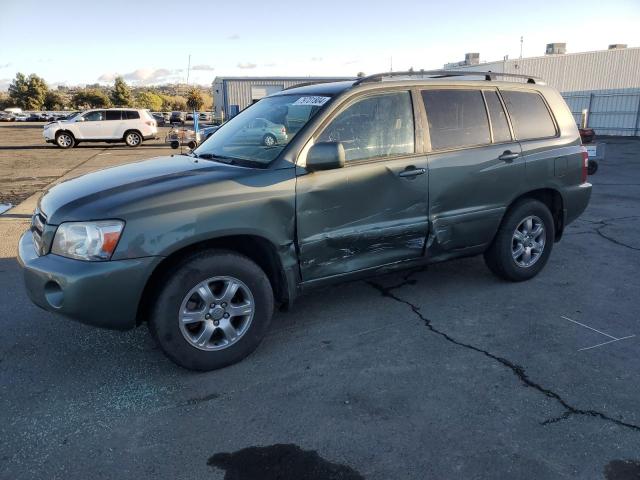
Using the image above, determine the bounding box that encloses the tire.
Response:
[262,134,277,147]
[484,199,555,282]
[588,159,598,176]
[170,140,180,149]
[187,141,197,150]
[55,131,75,149]
[124,130,142,147]
[149,250,274,371]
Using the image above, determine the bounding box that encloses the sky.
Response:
[1,0,639,90]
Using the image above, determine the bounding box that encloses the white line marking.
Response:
[560,315,619,340]
[578,335,636,351]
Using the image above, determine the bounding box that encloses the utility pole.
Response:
[186,54,191,86]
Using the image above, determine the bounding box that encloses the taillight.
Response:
[581,146,589,183]
[281,127,286,134]
[146,121,155,127]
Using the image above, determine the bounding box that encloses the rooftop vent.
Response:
[608,44,627,49]
[464,53,480,65]
[545,43,566,55]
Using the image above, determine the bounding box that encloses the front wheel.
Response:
[149,250,274,371]
[124,130,142,147]
[55,131,75,149]
[484,199,555,282]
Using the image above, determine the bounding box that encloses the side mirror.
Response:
[306,142,345,172]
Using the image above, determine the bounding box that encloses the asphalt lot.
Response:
[1,130,639,479]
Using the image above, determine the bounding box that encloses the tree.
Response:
[43,91,66,110]
[8,73,48,110]
[356,71,366,78]
[186,88,204,111]
[135,91,163,111]
[110,76,132,106]
[72,89,111,108]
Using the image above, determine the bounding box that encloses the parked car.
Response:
[18,71,591,371]
[230,117,287,146]
[200,125,220,141]
[42,108,158,148]
[170,111,185,124]
[27,113,45,122]
[0,113,15,122]
[13,113,29,122]
[151,113,166,127]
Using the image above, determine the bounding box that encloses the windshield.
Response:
[194,94,332,165]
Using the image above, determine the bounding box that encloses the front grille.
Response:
[31,209,47,256]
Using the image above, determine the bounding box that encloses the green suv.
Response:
[18,71,592,370]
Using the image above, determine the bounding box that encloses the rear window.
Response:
[500,91,556,140]
[421,89,490,150]
[105,110,122,121]
[483,91,512,143]
[124,110,140,120]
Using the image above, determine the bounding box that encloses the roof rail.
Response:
[352,70,545,86]
[282,79,357,91]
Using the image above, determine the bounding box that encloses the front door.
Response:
[296,90,429,281]
[78,110,106,139]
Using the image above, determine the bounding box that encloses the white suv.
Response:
[44,108,158,148]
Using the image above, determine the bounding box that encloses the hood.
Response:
[39,155,244,224]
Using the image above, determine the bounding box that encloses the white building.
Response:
[446,44,640,136]
[212,76,352,120]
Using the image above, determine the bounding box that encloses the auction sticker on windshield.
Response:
[292,96,331,107]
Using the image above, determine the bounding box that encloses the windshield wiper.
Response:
[196,153,264,168]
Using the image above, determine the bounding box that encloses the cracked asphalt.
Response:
[1,138,639,479]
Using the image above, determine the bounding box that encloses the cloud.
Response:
[343,60,358,65]
[228,34,240,40]
[237,62,257,69]
[0,63,10,69]
[98,68,184,85]
[311,57,323,62]
[263,63,277,67]
[192,64,215,71]
[98,72,117,82]
[0,78,11,90]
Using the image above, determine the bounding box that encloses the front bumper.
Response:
[18,231,161,330]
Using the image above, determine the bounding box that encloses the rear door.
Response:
[296,89,429,281]
[422,88,524,251]
[104,110,124,138]
[122,110,141,138]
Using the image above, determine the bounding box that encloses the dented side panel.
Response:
[296,156,429,281]
[427,142,524,253]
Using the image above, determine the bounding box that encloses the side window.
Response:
[500,91,556,140]
[124,110,140,120]
[84,111,105,122]
[105,110,122,121]
[317,91,414,162]
[421,89,490,150]
[483,91,512,143]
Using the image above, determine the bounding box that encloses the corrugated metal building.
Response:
[212,77,352,120]
[446,45,640,136]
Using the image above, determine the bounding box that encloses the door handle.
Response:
[499,150,520,162]
[398,167,426,178]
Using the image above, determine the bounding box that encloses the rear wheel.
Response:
[124,130,142,147]
[55,131,75,149]
[263,134,276,146]
[484,199,555,282]
[149,250,274,371]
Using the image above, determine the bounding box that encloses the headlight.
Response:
[51,220,124,261]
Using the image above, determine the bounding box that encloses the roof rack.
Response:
[353,70,545,86]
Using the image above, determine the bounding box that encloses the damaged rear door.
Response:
[296,90,429,281]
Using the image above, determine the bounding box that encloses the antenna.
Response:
[390,56,393,72]
[519,36,523,60]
